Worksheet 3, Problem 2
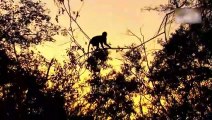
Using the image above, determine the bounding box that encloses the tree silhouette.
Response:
[0,0,67,120]
[5,0,210,119]
[79,46,150,119]
[149,0,212,119]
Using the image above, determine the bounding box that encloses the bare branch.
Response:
[46,58,54,80]
[139,28,150,72]
[62,2,90,40]
[133,32,165,49]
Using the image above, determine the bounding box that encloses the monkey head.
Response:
[102,32,107,37]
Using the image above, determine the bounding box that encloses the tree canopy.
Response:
[0,0,211,119]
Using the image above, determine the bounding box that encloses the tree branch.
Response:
[46,58,54,80]
[133,32,165,49]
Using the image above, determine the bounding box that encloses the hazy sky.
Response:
[35,0,176,61]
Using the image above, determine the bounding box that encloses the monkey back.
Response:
[90,35,105,46]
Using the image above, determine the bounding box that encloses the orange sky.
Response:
[34,0,178,112]
[34,0,177,62]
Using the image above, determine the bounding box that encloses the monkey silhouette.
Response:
[88,32,111,53]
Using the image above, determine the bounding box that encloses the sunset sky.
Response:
[35,0,178,62]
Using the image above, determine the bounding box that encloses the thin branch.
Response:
[62,2,90,40]
[157,11,174,35]
[139,28,150,72]
[12,43,18,61]
[67,0,71,14]
[164,15,169,43]
[157,14,167,34]
[133,32,165,49]
[139,95,144,116]
[157,0,188,36]
[173,0,179,8]
[67,0,73,31]
[45,58,54,80]
[167,14,174,37]
[128,30,142,43]
[107,47,132,50]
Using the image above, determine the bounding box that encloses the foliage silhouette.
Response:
[2,0,212,119]
[0,0,60,46]
[50,0,212,119]
[86,49,110,72]
[85,72,139,119]
[82,47,146,119]
[149,0,212,119]
[0,0,67,120]
[0,47,68,120]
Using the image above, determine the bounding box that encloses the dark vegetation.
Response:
[0,0,211,119]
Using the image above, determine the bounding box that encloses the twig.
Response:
[164,15,169,43]
[173,0,179,8]
[133,32,165,49]
[12,43,18,61]
[46,58,54,80]
[62,2,90,40]
[107,47,132,50]
[139,28,150,72]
